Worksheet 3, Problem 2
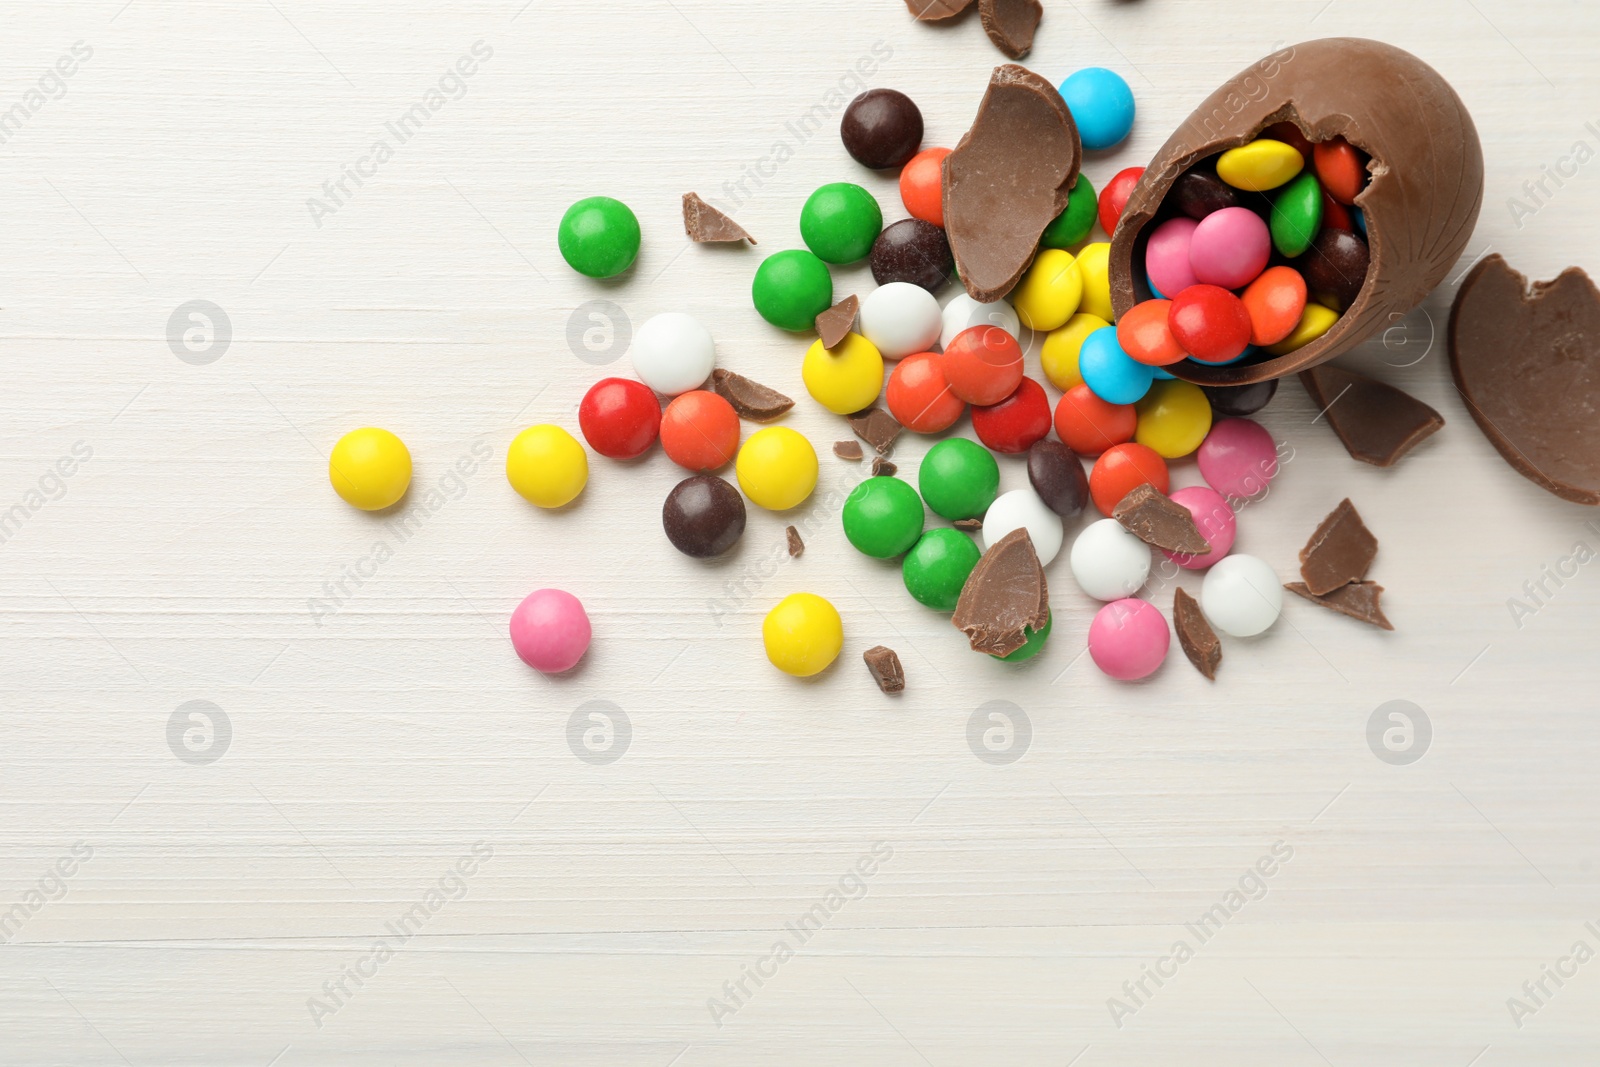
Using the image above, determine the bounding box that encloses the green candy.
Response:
[557,196,640,278]
[1270,172,1324,258]
[998,610,1053,662]
[1039,175,1097,249]
[917,438,999,521]
[902,528,982,611]
[842,476,925,559]
[800,183,883,264]
[752,249,834,331]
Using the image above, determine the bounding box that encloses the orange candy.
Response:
[1314,137,1366,205]
[899,147,951,227]
[886,350,965,433]
[660,390,740,472]
[1116,299,1185,366]
[1054,384,1136,458]
[940,325,1024,406]
[1089,442,1169,515]
[1241,266,1309,347]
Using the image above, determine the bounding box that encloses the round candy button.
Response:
[940,294,1020,352]
[1041,312,1110,391]
[1134,379,1212,459]
[510,588,591,673]
[886,351,964,434]
[802,332,885,415]
[1162,485,1235,570]
[982,489,1064,567]
[859,282,942,359]
[507,424,588,508]
[752,249,834,331]
[1145,217,1200,300]
[329,427,412,511]
[660,390,740,472]
[800,182,883,265]
[662,475,746,558]
[1117,299,1184,367]
[1241,266,1309,347]
[558,196,640,278]
[1079,326,1154,405]
[1011,248,1083,332]
[1089,441,1169,515]
[1197,417,1278,499]
[1189,207,1271,290]
[763,592,844,677]
[1070,518,1151,601]
[1054,383,1135,457]
[1040,174,1097,249]
[841,88,923,170]
[899,147,951,226]
[578,377,662,459]
[1088,598,1169,680]
[972,377,1051,454]
[1098,168,1145,235]
[1168,285,1253,365]
[941,325,1024,406]
[736,427,818,511]
[1059,67,1135,150]
[1200,554,1283,637]
[902,528,982,611]
[1076,242,1114,321]
[632,313,716,396]
[917,438,999,521]
[842,476,925,559]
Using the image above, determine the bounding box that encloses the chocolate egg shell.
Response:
[1109,38,1483,386]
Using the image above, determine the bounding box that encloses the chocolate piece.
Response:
[1202,379,1277,417]
[951,528,1050,658]
[833,439,864,461]
[954,518,983,531]
[871,456,898,477]
[1173,588,1221,680]
[1026,439,1088,519]
[1298,498,1377,595]
[1300,228,1369,310]
[681,193,755,244]
[662,476,746,558]
[710,368,794,422]
[870,218,953,293]
[1300,364,1442,467]
[848,406,902,454]
[841,89,924,171]
[785,525,805,558]
[944,65,1081,302]
[978,0,1041,60]
[1108,39,1484,386]
[1113,484,1211,555]
[816,295,859,349]
[906,0,975,18]
[1285,581,1393,630]
[1449,255,1600,505]
[863,645,906,693]
[1172,170,1240,220]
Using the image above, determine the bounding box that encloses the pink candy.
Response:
[1197,418,1279,499]
[1189,207,1270,290]
[1145,217,1200,299]
[1087,598,1170,680]
[1163,485,1237,569]
[510,588,591,673]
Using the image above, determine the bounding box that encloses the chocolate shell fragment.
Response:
[1449,254,1600,505]
[1173,588,1222,680]
[943,65,1081,302]
[953,518,983,531]
[816,295,859,349]
[863,645,906,693]
[905,0,975,18]
[978,0,1041,60]
[682,193,755,244]
[1298,498,1376,595]
[785,525,805,558]
[872,457,898,477]
[710,368,794,422]
[1300,364,1443,467]
[952,528,1050,658]
[833,440,864,461]
[1113,484,1211,555]
[1285,581,1393,630]
[848,406,902,454]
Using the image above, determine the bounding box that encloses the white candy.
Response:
[1200,554,1283,637]
[981,489,1063,566]
[1070,518,1151,601]
[940,293,1021,351]
[859,282,942,359]
[631,312,715,396]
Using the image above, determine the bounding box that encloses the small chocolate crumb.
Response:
[682,192,755,244]
[833,439,864,461]
[1300,364,1443,467]
[978,0,1042,59]
[1173,588,1221,680]
[710,368,794,422]
[863,645,906,693]
[905,0,975,19]
[1299,498,1377,596]
[1285,581,1394,630]
[785,525,804,558]
[816,295,859,349]
[952,528,1050,658]
[1113,484,1211,555]
[872,457,898,477]
[953,518,983,531]
[848,406,902,454]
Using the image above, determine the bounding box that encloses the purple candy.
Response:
[1189,207,1271,290]
[1163,485,1236,570]
[1145,217,1200,300]
[1197,418,1279,499]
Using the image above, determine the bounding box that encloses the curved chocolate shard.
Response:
[682,193,755,244]
[1114,484,1210,555]
[816,295,859,349]
[1173,588,1221,680]
[1108,38,1484,386]
[1300,363,1443,467]
[979,0,1041,60]
[1449,255,1600,505]
[943,65,1081,303]
[710,368,793,421]
[952,528,1050,658]
[905,0,975,20]
[1286,581,1393,630]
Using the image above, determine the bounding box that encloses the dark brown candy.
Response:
[1449,255,1600,505]
[872,457,898,477]
[848,406,902,454]
[905,0,975,18]
[841,88,924,170]
[1113,484,1211,555]
[710,368,794,422]
[951,528,1050,658]
[662,476,746,559]
[833,439,864,461]
[943,65,1081,302]
[978,0,1041,60]
[682,192,755,244]
[870,218,953,293]
[1300,363,1442,467]
[1298,498,1376,595]
[1108,39,1483,386]
[1285,581,1393,630]
[1300,228,1369,310]
[785,525,805,558]
[816,295,859,349]
[1173,588,1221,680]
[1026,438,1088,519]
[1172,170,1240,220]
[863,645,906,693]
[1202,379,1276,417]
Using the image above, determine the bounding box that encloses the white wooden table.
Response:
[3,0,1598,1063]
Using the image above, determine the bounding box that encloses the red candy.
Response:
[660,389,739,471]
[1263,121,1314,163]
[940,325,1025,406]
[1116,298,1185,366]
[1089,442,1170,516]
[578,377,662,459]
[899,147,951,227]
[1321,190,1352,233]
[972,377,1051,454]
[886,350,965,433]
[1099,167,1145,236]
[1168,285,1253,364]
[1240,266,1308,347]
[1314,136,1367,205]
[1054,384,1135,457]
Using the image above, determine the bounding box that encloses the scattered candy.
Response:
[1298,497,1377,595]
[841,88,924,170]
[816,294,860,349]
[682,192,754,244]
[1200,554,1282,637]
[863,644,907,693]
[1189,206,1271,290]
[1079,325,1154,404]
[842,476,925,559]
[1215,138,1304,192]
[1240,266,1308,347]
[1163,485,1235,570]
[1026,438,1088,520]
[859,282,942,359]
[887,350,965,434]
[1040,312,1109,390]
[1012,248,1083,332]
[736,427,818,511]
[803,332,885,415]
[903,527,983,611]
[630,313,715,396]
[871,218,954,293]
[972,376,1051,454]
[1069,517,1151,601]
[1059,67,1135,150]
[800,182,883,265]
[981,488,1063,566]
[1098,167,1144,235]
[1168,284,1252,364]
[919,437,1000,521]
[1088,598,1169,680]
[940,293,1021,351]
[952,528,1050,658]
[1117,299,1183,367]
[763,593,843,677]
[558,196,641,278]
[1197,417,1277,499]
[662,475,746,558]
[899,147,952,226]
[510,588,591,673]
[1172,588,1221,679]
[1112,483,1209,555]
[578,377,662,460]
[329,427,412,511]
[507,424,588,508]
[942,324,1025,406]
[710,367,794,422]
[1054,383,1135,457]
[1134,379,1212,459]
[752,249,834,331]
[1039,174,1098,249]
[1089,441,1168,515]
[1075,242,1115,320]
[660,390,740,472]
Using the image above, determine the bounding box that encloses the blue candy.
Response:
[1079,326,1154,404]
[1059,68,1135,151]
[1151,365,1176,380]
[1145,270,1166,300]
[1350,206,1366,237]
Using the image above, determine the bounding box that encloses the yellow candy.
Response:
[1040,312,1110,391]
[1314,291,1342,312]
[1075,242,1113,322]
[762,592,843,677]
[802,332,884,416]
[736,426,818,511]
[1265,303,1340,356]
[1134,380,1212,459]
[329,427,412,511]
[1011,248,1083,332]
[506,424,588,508]
[1216,139,1305,192]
